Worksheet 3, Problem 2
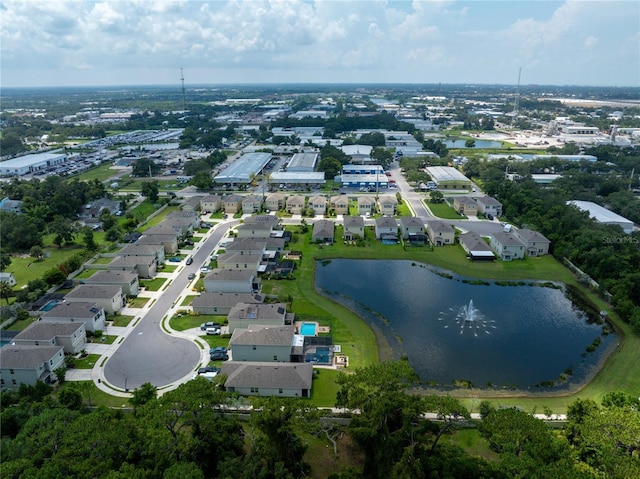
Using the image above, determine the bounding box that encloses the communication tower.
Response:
[180,68,186,112]
[511,67,522,129]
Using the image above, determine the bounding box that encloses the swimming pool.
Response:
[40,300,58,312]
[300,322,317,336]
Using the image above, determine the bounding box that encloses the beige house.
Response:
[223,194,244,214]
[136,233,179,254]
[64,284,125,314]
[453,196,478,217]
[200,194,222,213]
[513,228,550,256]
[377,196,398,216]
[286,195,305,215]
[216,252,263,272]
[399,216,425,240]
[332,195,350,215]
[490,232,526,261]
[357,196,376,216]
[426,220,455,246]
[312,219,335,243]
[308,195,327,216]
[343,216,365,240]
[265,193,286,212]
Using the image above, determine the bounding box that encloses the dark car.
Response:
[184,240,194,246]
[168,256,181,262]
[186,257,193,265]
[188,273,196,280]
[198,366,221,374]
[210,346,227,354]
[487,214,494,221]
[209,351,229,361]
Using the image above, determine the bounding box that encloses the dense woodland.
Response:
[1,361,638,479]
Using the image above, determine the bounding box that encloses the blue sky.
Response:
[1,0,638,88]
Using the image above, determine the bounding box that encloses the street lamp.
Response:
[124,377,128,392]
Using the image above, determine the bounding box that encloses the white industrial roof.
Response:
[567,200,633,232]
[425,166,470,183]
[214,152,271,183]
[0,151,67,168]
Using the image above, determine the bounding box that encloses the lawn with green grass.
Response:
[308,368,340,406]
[139,277,167,291]
[138,205,180,230]
[58,381,129,408]
[425,201,466,219]
[108,315,135,327]
[73,163,121,183]
[74,354,101,369]
[169,313,226,331]
[127,297,149,308]
[181,295,197,307]
[2,315,36,331]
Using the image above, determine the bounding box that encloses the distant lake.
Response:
[442,139,504,149]
[316,259,616,390]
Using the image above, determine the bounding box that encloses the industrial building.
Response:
[287,152,319,172]
[567,200,634,234]
[214,152,272,185]
[424,166,472,190]
[338,165,388,188]
[0,151,67,177]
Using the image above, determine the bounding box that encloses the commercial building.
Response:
[567,200,634,234]
[338,165,388,188]
[0,151,67,177]
[425,166,472,190]
[214,152,272,185]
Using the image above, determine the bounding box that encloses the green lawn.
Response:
[74,269,98,279]
[308,368,340,406]
[169,313,226,331]
[425,201,466,219]
[127,297,149,308]
[73,163,121,183]
[74,354,101,369]
[2,315,36,331]
[58,380,129,408]
[139,277,167,291]
[108,315,135,327]
[158,264,178,273]
[181,295,197,306]
[138,205,180,230]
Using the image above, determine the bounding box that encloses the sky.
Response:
[1,0,638,88]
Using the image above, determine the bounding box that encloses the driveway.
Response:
[103,219,239,391]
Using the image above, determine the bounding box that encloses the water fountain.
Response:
[439,299,497,336]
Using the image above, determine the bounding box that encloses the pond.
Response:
[442,139,504,149]
[316,259,616,391]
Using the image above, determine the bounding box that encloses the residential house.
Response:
[160,217,195,236]
[331,195,350,215]
[40,302,106,332]
[136,234,179,254]
[223,194,244,214]
[0,272,16,286]
[399,216,425,240]
[377,196,398,216]
[191,293,264,315]
[374,216,398,240]
[225,238,267,256]
[227,302,292,333]
[426,220,455,246]
[236,223,273,239]
[243,215,281,229]
[216,252,263,272]
[242,194,263,214]
[453,196,478,216]
[118,243,165,264]
[265,193,286,212]
[308,195,327,216]
[80,197,120,223]
[286,195,305,215]
[82,270,140,296]
[143,225,184,238]
[12,322,86,354]
[221,362,313,398]
[343,216,365,240]
[490,232,526,261]
[203,269,260,294]
[229,325,295,362]
[180,196,202,212]
[0,345,65,390]
[0,197,23,214]
[108,255,157,279]
[357,196,376,216]
[476,196,503,217]
[200,194,222,213]
[458,231,495,261]
[165,210,200,230]
[64,284,125,314]
[312,219,335,243]
[513,228,550,256]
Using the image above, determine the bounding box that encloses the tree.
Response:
[129,382,158,408]
[430,190,444,203]
[1,252,13,271]
[318,157,342,179]
[58,386,83,410]
[42,268,66,286]
[29,245,44,260]
[191,170,213,190]
[132,158,161,178]
[81,227,98,251]
[141,180,159,202]
[0,281,13,304]
[48,215,78,248]
[465,139,476,148]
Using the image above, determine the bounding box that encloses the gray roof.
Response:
[221,362,313,390]
[358,196,376,206]
[237,222,273,232]
[0,345,64,369]
[109,256,151,267]
[514,228,550,244]
[375,216,398,228]
[166,210,199,220]
[204,269,255,281]
[288,152,318,169]
[136,234,177,246]
[458,232,493,253]
[265,237,286,250]
[201,194,222,203]
[143,225,181,236]
[192,293,263,309]
[230,325,296,346]
[399,216,424,228]
[567,200,633,226]
[426,220,454,233]
[41,301,103,319]
[218,251,263,264]
[228,303,288,321]
[118,244,162,256]
[214,152,272,183]
[378,196,398,205]
[476,195,502,207]
[344,216,364,227]
[491,232,526,247]
[225,238,267,252]
[455,196,477,206]
[243,215,280,226]
[84,270,138,284]
[65,284,122,300]
[313,219,335,238]
[14,321,84,341]
[425,166,470,183]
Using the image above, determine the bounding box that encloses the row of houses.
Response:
[453,195,503,217]
[459,228,551,261]
[200,193,400,217]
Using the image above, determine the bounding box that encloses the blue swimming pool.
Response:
[300,322,317,336]
[40,300,58,312]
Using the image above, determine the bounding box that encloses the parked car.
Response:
[200,266,210,274]
[168,256,181,262]
[200,322,221,331]
[206,327,221,335]
[198,366,220,374]
[210,350,229,361]
[486,214,494,221]
[210,346,227,354]
[188,273,196,280]
[186,257,193,265]
[184,240,194,246]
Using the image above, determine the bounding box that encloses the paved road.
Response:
[103,220,238,391]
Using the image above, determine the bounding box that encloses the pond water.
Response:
[442,139,504,149]
[316,259,616,390]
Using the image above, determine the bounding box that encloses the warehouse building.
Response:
[567,200,634,234]
[0,152,67,177]
[424,166,472,190]
[214,152,272,186]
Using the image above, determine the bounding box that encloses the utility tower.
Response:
[180,67,186,112]
[511,67,522,129]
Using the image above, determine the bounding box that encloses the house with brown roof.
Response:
[312,219,335,243]
[0,345,65,390]
[377,196,398,216]
[343,216,365,240]
[221,361,313,398]
[12,321,86,354]
[426,220,455,246]
[286,195,305,215]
